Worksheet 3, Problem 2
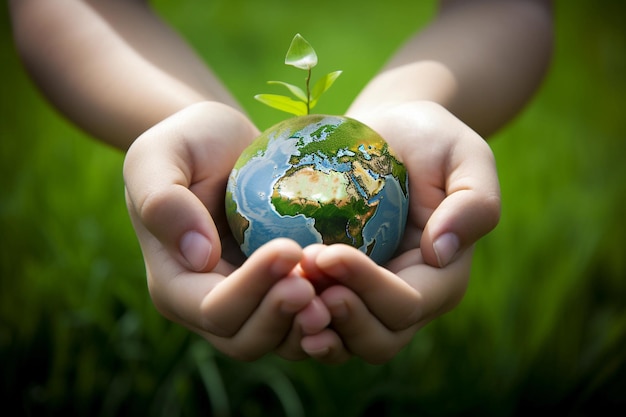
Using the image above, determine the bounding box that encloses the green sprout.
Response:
[255,34,342,116]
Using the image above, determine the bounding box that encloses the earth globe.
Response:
[225,114,409,265]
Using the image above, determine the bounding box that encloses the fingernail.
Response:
[180,231,212,271]
[304,345,330,357]
[301,336,330,357]
[433,233,460,267]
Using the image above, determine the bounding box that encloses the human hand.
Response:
[295,101,501,364]
[123,102,329,360]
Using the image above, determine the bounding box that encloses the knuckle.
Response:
[483,192,502,231]
[136,187,175,225]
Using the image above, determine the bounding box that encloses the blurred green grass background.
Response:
[1,1,625,416]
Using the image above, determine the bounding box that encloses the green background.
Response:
[1,1,624,416]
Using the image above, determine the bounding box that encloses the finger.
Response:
[296,297,332,336]
[206,273,316,361]
[274,297,332,361]
[125,185,221,272]
[200,239,305,337]
[301,328,352,364]
[311,244,423,331]
[395,246,474,321]
[421,130,501,267]
[299,244,339,292]
[147,267,222,333]
[320,285,416,365]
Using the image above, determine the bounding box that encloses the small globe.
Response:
[225,114,409,265]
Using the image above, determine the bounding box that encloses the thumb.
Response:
[123,119,223,272]
[420,189,501,267]
[420,131,501,268]
[125,185,222,272]
[123,102,259,272]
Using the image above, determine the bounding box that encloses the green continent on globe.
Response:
[270,166,379,249]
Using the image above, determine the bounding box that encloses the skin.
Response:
[9,0,553,363]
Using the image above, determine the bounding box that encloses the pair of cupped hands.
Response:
[123,100,500,364]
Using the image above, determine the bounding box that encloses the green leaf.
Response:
[267,81,308,102]
[254,94,308,116]
[285,33,317,70]
[310,70,342,109]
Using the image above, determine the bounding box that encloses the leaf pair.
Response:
[255,34,342,116]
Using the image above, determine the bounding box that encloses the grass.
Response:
[1,1,625,416]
